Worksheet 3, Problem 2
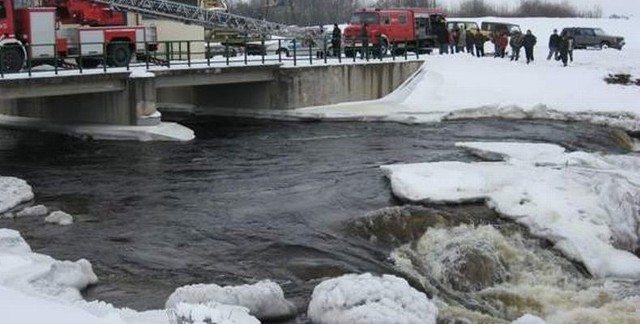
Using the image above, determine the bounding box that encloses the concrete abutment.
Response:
[0,60,424,137]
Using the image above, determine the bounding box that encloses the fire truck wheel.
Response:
[1,46,24,73]
[107,43,132,67]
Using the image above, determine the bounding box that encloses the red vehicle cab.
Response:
[343,7,446,57]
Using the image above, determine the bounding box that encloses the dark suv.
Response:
[561,27,625,50]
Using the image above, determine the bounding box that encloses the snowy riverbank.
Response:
[293,17,640,132]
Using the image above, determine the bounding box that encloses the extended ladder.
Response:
[92,0,305,38]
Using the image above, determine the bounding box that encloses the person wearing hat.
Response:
[523,29,537,64]
[331,23,341,57]
[547,29,560,60]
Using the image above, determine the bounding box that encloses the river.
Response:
[0,118,633,322]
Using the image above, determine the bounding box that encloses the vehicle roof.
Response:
[356,7,447,15]
[481,21,520,25]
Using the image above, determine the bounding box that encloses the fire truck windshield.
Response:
[349,12,379,25]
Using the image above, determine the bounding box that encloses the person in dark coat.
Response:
[522,29,537,64]
[465,29,475,55]
[360,23,369,59]
[558,32,570,66]
[331,23,341,57]
[547,29,560,60]
[435,20,449,55]
[474,32,487,57]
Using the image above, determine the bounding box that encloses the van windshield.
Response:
[350,13,379,25]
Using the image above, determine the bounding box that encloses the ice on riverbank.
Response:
[307,273,438,324]
[381,142,640,278]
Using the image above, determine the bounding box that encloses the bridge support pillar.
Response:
[128,75,159,126]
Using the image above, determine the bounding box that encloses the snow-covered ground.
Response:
[292,17,640,131]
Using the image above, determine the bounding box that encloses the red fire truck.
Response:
[343,7,446,57]
[0,0,157,72]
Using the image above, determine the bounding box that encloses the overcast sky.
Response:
[432,0,640,16]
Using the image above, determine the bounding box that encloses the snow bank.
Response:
[0,229,97,301]
[165,280,296,321]
[293,18,640,132]
[0,177,34,214]
[307,273,438,324]
[170,302,259,324]
[381,142,640,278]
[0,285,111,324]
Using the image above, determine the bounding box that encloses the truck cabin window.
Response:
[350,13,379,25]
[398,15,407,24]
[0,3,6,19]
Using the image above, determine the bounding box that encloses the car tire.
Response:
[600,41,610,50]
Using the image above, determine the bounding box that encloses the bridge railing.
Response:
[0,37,426,78]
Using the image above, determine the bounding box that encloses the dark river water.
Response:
[0,118,630,318]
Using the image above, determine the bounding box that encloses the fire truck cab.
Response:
[0,0,157,72]
[343,7,446,57]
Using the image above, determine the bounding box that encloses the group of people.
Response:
[494,30,538,64]
[436,25,575,67]
[434,24,487,57]
[436,25,538,64]
[546,29,575,67]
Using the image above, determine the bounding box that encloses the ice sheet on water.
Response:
[0,176,34,214]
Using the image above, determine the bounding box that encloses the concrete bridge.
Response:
[0,60,423,138]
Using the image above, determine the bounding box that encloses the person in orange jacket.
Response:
[498,32,509,58]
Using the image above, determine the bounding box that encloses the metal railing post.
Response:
[244,35,248,65]
[352,39,355,62]
[0,47,4,78]
[293,39,297,66]
[27,44,32,77]
[308,41,312,65]
[178,41,182,61]
[261,37,265,64]
[145,40,150,70]
[323,37,327,64]
[404,39,408,60]
[207,39,211,66]
[187,41,191,67]
[165,41,171,68]
[53,43,58,75]
[277,39,282,63]
[103,42,107,72]
[225,40,230,66]
[78,42,83,74]
[126,41,130,71]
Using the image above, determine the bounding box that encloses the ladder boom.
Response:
[92,0,305,37]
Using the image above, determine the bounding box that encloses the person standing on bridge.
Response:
[332,23,342,57]
[361,23,369,59]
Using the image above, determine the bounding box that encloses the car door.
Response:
[583,28,597,47]
[572,29,586,48]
